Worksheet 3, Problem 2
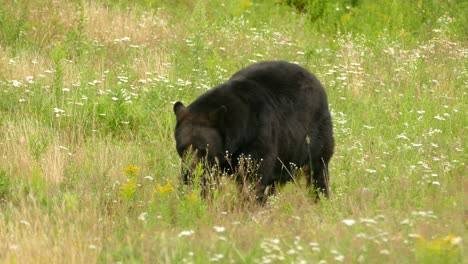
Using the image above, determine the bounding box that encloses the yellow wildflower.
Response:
[123,164,140,176]
[186,192,198,202]
[120,177,137,200]
[155,180,174,194]
[415,234,462,262]
[443,234,462,246]
[240,0,251,8]
[341,13,352,22]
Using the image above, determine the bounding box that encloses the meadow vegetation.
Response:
[0,0,466,263]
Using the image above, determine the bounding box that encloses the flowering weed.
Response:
[119,164,139,200]
[415,234,462,263]
[153,180,174,196]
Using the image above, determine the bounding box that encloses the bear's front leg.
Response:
[253,155,277,203]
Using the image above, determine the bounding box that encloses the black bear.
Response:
[173,61,334,202]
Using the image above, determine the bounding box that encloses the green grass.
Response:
[0,0,465,263]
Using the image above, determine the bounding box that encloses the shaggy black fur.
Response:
[173,61,334,202]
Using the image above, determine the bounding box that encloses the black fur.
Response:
[174,61,334,201]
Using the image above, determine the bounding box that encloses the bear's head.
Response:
[173,101,227,183]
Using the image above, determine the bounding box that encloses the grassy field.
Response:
[0,0,466,263]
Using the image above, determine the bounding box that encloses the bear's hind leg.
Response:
[311,158,330,199]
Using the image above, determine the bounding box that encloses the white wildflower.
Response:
[138,212,147,221]
[396,133,409,140]
[20,220,30,226]
[309,242,319,247]
[400,219,411,225]
[342,219,356,226]
[359,218,377,224]
[213,226,226,233]
[270,238,280,244]
[209,254,224,262]
[450,236,462,246]
[12,80,22,87]
[178,230,195,237]
[380,249,390,255]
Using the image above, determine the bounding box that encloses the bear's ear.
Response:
[173,101,186,116]
[209,105,227,127]
[174,101,189,122]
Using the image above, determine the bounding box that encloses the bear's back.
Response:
[227,61,326,113]
[230,61,320,95]
[187,61,326,118]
